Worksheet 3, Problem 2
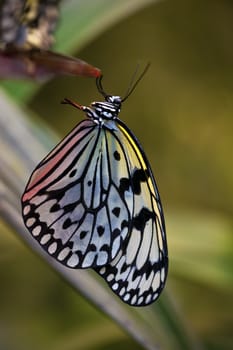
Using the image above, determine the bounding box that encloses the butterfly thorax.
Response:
[83,95,121,127]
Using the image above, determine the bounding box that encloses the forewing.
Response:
[96,120,168,306]
[22,119,132,268]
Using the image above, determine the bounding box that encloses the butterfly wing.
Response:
[22,119,133,268]
[96,119,168,306]
[22,114,168,306]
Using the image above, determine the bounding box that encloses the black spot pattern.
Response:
[112,207,120,217]
[131,169,147,195]
[63,218,72,229]
[100,244,109,252]
[64,202,77,212]
[112,228,121,238]
[121,220,128,230]
[80,230,88,239]
[119,178,130,195]
[97,225,105,236]
[113,150,121,161]
[69,169,77,177]
[133,207,155,231]
[50,203,60,212]
[89,244,97,252]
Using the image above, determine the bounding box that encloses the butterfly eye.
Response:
[107,95,121,105]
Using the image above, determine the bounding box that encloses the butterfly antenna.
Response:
[121,62,150,102]
[96,75,109,98]
[61,98,83,110]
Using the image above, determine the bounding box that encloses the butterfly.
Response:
[22,66,168,306]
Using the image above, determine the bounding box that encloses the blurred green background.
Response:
[0,0,233,349]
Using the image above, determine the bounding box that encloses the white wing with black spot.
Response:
[96,120,168,306]
[22,102,168,307]
[22,119,134,268]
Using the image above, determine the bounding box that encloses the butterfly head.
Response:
[105,95,121,106]
[90,95,121,120]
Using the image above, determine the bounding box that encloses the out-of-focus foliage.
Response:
[0,0,232,349]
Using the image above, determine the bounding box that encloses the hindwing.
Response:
[96,120,168,306]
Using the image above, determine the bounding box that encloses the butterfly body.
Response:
[22,85,168,306]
